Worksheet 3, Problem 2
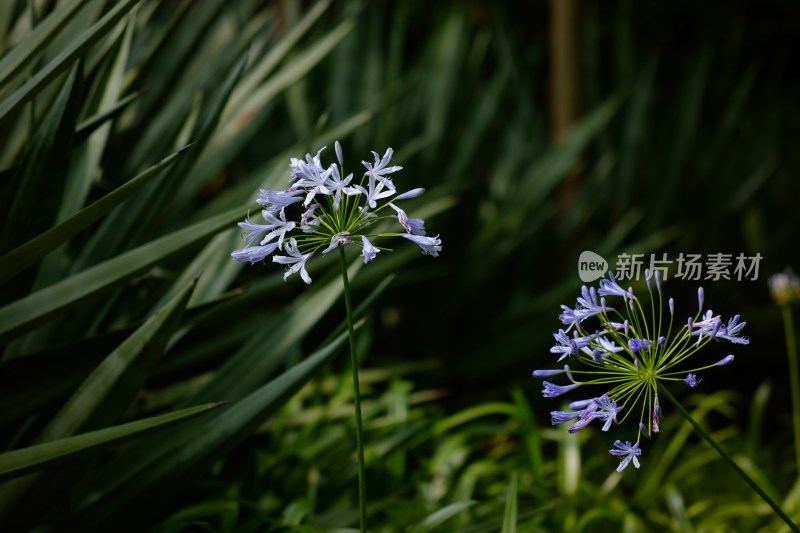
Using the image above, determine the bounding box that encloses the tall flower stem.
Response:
[658,384,799,532]
[339,247,367,532]
[782,305,800,475]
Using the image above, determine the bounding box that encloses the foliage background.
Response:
[1,0,799,531]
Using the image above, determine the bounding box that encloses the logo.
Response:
[578,251,608,282]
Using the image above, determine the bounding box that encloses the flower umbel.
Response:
[533,270,748,473]
[231,143,441,281]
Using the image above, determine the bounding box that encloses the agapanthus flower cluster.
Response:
[231,142,441,282]
[533,270,748,473]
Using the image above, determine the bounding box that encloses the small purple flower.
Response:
[551,410,581,425]
[596,336,625,354]
[402,233,441,257]
[237,212,273,246]
[255,210,296,249]
[390,204,426,235]
[551,393,621,433]
[598,272,634,299]
[361,235,379,264]
[628,338,652,353]
[716,315,749,345]
[567,402,598,433]
[559,286,609,330]
[272,238,314,284]
[542,381,581,398]
[300,203,320,227]
[551,329,598,361]
[257,188,304,214]
[590,393,621,431]
[231,242,280,264]
[362,147,402,185]
[291,149,334,206]
[657,336,666,345]
[609,440,641,472]
[685,373,701,387]
[325,165,359,210]
[321,232,353,254]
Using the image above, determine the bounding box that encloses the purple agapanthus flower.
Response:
[542,381,581,398]
[628,338,652,353]
[609,440,641,472]
[535,271,746,474]
[685,373,701,387]
[361,235,379,264]
[231,142,442,283]
[272,238,314,284]
[402,234,442,256]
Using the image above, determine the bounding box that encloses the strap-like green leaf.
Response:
[73,91,140,144]
[0,280,197,510]
[0,402,223,482]
[42,279,196,441]
[1,62,82,254]
[0,0,140,123]
[501,472,519,533]
[0,0,93,92]
[69,327,356,529]
[0,148,185,286]
[0,205,245,341]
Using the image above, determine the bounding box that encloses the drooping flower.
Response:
[609,440,641,472]
[231,142,441,283]
[402,234,442,257]
[533,271,747,473]
[272,238,314,284]
[361,235,379,264]
[390,204,426,235]
[321,232,353,255]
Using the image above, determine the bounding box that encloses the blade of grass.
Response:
[0,205,246,342]
[501,472,519,533]
[0,0,140,123]
[0,280,196,510]
[0,147,186,285]
[0,402,223,482]
[0,0,93,92]
[69,326,358,529]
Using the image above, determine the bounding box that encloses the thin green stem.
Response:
[658,384,799,532]
[339,247,367,533]
[783,305,800,475]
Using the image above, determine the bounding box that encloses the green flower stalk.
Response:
[770,269,800,475]
[231,142,441,532]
